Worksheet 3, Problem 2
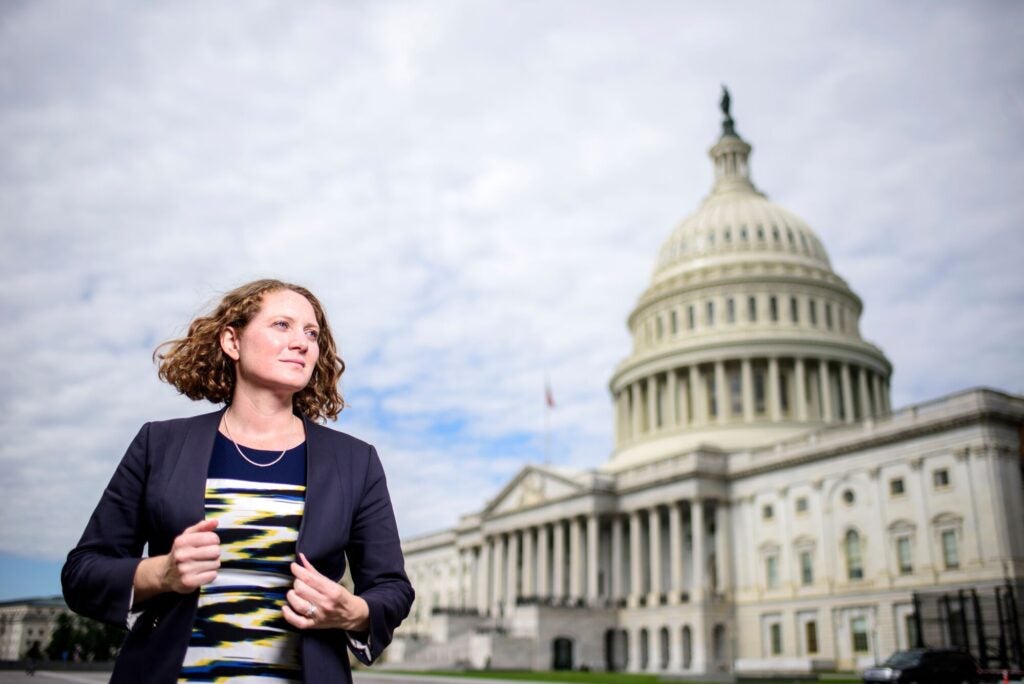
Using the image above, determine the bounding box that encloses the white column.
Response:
[669,622,683,670]
[459,548,470,609]
[869,467,891,581]
[714,361,727,423]
[777,488,792,590]
[522,527,535,598]
[587,514,600,603]
[615,391,625,443]
[768,356,781,421]
[631,383,642,438]
[648,507,662,604]
[666,369,678,428]
[795,357,808,421]
[871,372,882,417]
[690,365,706,424]
[819,359,834,422]
[552,520,565,601]
[715,501,732,596]
[858,367,871,421]
[492,534,505,615]
[814,481,834,589]
[647,375,660,431]
[629,510,643,606]
[691,500,705,603]
[741,358,754,422]
[477,542,490,613]
[569,516,583,600]
[840,362,854,423]
[537,524,550,598]
[669,501,683,604]
[912,460,936,575]
[957,450,984,565]
[507,530,519,608]
[611,515,624,602]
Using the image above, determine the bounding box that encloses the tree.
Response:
[46,613,124,662]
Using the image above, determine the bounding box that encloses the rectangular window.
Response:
[790,296,799,323]
[933,469,950,488]
[748,296,757,322]
[769,296,778,322]
[805,620,819,654]
[779,372,790,414]
[707,374,717,417]
[905,614,920,649]
[765,555,779,589]
[753,370,766,414]
[729,371,742,415]
[706,301,715,326]
[825,303,833,329]
[942,530,959,569]
[762,504,774,520]
[656,316,664,339]
[671,310,678,334]
[770,622,783,655]
[809,300,818,326]
[800,550,814,585]
[889,477,905,496]
[727,297,736,323]
[795,497,808,513]
[851,617,870,653]
[897,536,913,575]
[688,305,695,329]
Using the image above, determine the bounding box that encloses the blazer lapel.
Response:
[166,408,225,533]
[297,417,334,562]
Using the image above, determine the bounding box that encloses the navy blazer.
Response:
[62,408,414,683]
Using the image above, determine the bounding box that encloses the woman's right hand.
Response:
[133,519,221,603]
[162,519,221,593]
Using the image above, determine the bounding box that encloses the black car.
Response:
[862,648,979,684]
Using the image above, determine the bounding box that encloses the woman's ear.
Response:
[220,326,241,361]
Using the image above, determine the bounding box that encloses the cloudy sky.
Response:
[1,2,1022,600]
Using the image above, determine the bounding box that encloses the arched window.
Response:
[713,624,727,662]
[639,628,650,669]
[682,625,693,669]
[552,636,574,670]
[659,627,670,669]
[845,529,864,580]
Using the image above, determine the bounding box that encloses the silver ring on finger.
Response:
[305,602,317,619]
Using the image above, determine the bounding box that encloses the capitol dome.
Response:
[606,93,892,470]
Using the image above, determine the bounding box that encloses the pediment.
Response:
[485,465,585,516]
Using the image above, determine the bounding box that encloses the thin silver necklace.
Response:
[222,413,288,468]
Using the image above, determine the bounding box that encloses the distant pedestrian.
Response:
[25,642,42,675]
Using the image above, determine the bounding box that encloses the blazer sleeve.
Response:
[62,423,151,627]
[344,445,414,664]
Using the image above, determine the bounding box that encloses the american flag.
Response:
[545,382,556,409]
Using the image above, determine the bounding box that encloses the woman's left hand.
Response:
[283,553,370,632]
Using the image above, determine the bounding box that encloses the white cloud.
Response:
[1,2,1022,562]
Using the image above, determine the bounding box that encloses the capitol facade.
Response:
[390,99,1024,675]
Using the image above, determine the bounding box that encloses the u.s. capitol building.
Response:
[389,97,1024,675]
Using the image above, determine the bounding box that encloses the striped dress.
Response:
[179,433,306,683]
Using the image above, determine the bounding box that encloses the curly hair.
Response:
[154,279,345,422]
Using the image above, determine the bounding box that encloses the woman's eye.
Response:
[274,321,289,330]
[306,329,319,340]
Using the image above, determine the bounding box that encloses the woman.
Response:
[62,279,414,683]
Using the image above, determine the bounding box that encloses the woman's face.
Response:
[221,288,321,397]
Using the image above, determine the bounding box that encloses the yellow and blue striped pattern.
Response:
[179,437,306,683]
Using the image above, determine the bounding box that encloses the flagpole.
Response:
[544,378,554,465]
[544,400,550,465]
